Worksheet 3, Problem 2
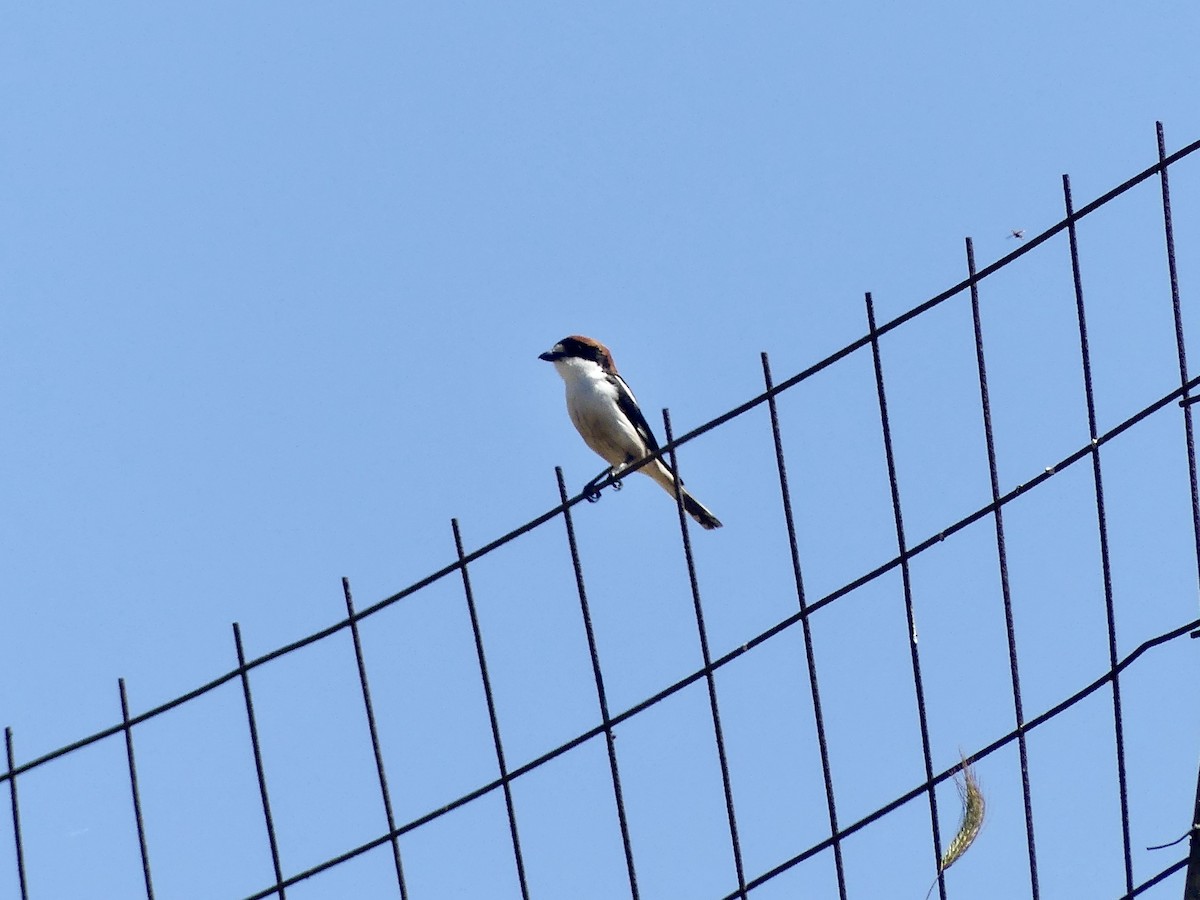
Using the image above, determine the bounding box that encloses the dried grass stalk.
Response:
[940,756,985,872]
[925,756,986,899]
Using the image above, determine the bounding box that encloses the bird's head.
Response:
[539,335,618,375]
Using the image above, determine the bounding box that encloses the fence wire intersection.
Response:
[5,123,1200,900]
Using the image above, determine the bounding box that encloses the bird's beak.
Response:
[538,349,558,362]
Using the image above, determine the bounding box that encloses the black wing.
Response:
[609,373,662,455]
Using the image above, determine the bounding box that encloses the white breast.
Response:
[553,357,647,466]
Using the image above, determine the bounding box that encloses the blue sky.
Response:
[3,2,1199,898]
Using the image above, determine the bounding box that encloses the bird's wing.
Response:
[609,373,662,454]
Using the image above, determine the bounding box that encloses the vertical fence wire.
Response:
[1155,121,1200,900]
[342,578,408,899]
[4,728,28,900]
[964,238,1041,898]
[234,622,287,900]
[1157,123,1200,590]
[451,518,531,900]
[1062,173,1134,893]
[4,136,1200,798]
[554,466,641,899]
[4,129,1200,900]
[118,678,156,900]
[863,292,946,899]
[662,409,748,899]
[761,352,848,899]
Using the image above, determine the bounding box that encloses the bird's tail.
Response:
[681,490,723,530]
[645,460,723,529]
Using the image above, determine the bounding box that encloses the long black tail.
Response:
[642,459,723,529]
[682,489,723,530]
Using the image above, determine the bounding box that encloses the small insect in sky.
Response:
[1008,229,1025,240]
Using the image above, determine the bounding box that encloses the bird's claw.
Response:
[582,466,622,502]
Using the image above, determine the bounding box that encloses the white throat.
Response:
[552,355,608,385]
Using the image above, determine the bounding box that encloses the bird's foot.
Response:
[607,463,626,493]
[582,466,622,502]
[582,469,610,502]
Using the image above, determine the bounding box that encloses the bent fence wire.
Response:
[5,122,1200,899]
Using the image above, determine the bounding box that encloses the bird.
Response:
[1008,229,1025,240]
[539,335,723,529]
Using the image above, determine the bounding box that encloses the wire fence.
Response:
[4,122,1200,899]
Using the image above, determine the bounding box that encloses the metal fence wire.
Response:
[4,122,1200,899]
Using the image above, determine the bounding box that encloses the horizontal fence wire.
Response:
[235,616,1200,900]
[6,130,1198,790]
[5,125,1199,900]
[1131,860,1190,900]
[719,617,1200,900]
